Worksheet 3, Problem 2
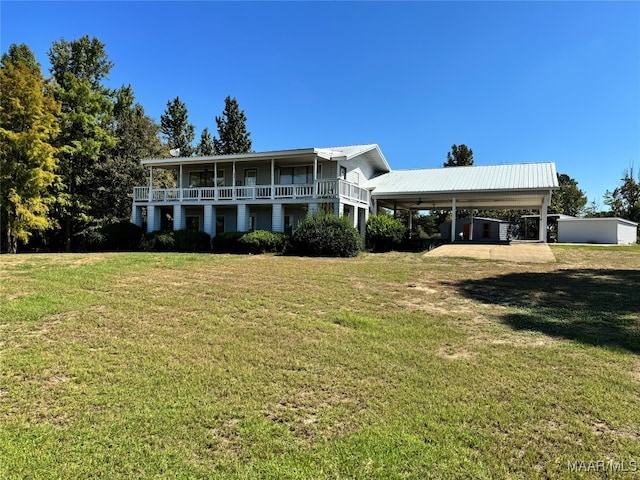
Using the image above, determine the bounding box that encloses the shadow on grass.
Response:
[453,269,640,354]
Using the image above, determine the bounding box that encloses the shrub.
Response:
[140,231,176,252]
[238,230,288,254]
[366,214,406,252]
[289,211,361,257]
[100,221,144,251]
[173,229,211,252]
[212,231,247,253]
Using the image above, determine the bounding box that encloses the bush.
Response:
[140,231,176,251]
[366,214,406,252]
[139,230,210,252]
[238,230,288,254]
[101,221,144,251]
[289,211,361,257]
[212,231,247,253]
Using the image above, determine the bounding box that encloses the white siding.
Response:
[557,218,638,244]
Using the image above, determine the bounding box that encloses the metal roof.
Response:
[140,144,390,172]
[367,162,558,194]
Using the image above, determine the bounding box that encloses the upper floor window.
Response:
[340,166,347,180]
[279,165,320,184]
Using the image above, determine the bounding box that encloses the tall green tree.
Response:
[91,85,164,223]
[48,35,114,91]
[605,166,640,223]
[2,43,40,74]
[160,96,194,157]
[444,144,474,167]
[0,46,61,253]
[196,127,216,156]
[48,36,116,251]
[214,96,252,154]
[549,173,587,216]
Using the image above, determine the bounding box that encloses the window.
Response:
[284,215,292,234]
[189,171,206,187]
[244,169,257,186]
[340,166,347,180]
[279,165,315,184]
[216,215,225,233]
[249,213,257,231]
[482,223,491,239]
[352,172,360,184]
[216,169,225,187]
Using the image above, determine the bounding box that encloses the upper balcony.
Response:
[133,179,370,206]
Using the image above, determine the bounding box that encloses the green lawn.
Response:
[1,246,639,479]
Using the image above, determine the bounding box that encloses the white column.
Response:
[204,205,216,238]
[271,159,275,200]
[540,193,550,242]
[451,197,457,243]
[148,167,153,201]
[335,202,344,217]
[272,203,284,232]
[470,210,474,241]
[131,205,143,227]
[237,204,248,231]
[147,206,160,233]
[232,162,237,199]
[173,205,185,230]
[313,155,318,198]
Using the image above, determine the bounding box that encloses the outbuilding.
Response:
[557,217,638,245]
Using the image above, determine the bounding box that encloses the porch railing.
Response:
[133,179,369,205]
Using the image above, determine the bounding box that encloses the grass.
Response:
[1,245,639,479]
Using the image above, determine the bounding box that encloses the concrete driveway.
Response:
[425,242,556,263]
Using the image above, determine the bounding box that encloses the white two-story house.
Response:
[132,143,559,242]
[131,144,390,238]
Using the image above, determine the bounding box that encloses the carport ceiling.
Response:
[374,191,549,211]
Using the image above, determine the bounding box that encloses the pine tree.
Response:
[160,96,194,157]
[444,144,474,167]
[48,36,117,252]
[92,85,163,223]
[0,46,61,253]
[196,127,216,156]
[213,96,252,155]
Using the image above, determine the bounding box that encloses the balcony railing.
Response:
[133,179,369,205]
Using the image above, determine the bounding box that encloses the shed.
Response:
[440,217,513,242]
[557,217,638,245]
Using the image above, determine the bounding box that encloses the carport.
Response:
[366,162,559,243]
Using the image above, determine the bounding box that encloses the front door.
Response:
[463,224,471,240]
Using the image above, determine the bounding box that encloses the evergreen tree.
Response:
[549,173,587,217]
[160,96,194,157]
[92,85,164,223]
[2,43,40,74]
[47,36,117,252]
[444,144,474,167]
[48,35,114,91]
[196,127,216,156]
[0,46,61,253]
[214,96,252,155]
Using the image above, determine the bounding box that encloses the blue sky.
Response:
[2,1,639,207]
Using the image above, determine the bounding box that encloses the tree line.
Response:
[1,35,638,253]
[1,36,251,253]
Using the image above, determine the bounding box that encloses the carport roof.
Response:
[366,162,558,194]
[367,162,559,211]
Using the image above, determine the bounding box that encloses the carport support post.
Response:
[451,197,457,243]
[540,193,550,243]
